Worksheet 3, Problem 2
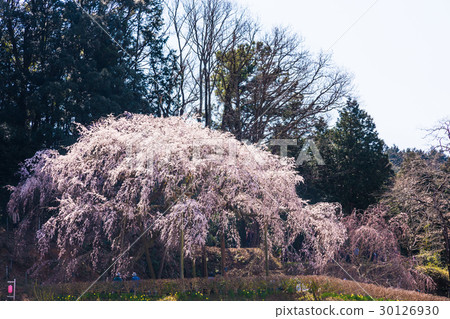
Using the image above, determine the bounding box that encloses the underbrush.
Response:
[32,275,448,301]
[416,265,449,296]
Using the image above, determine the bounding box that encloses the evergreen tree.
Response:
[0,0,177,224]
[298,99,393,214]
[214,42,256,139]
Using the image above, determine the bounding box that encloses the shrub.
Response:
[417,265,449,296]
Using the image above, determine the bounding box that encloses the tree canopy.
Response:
[8,114,345,282]
[385,152,450,287]
[298,99,393,213]
[0,0,177,222]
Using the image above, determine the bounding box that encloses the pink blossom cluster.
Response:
[8,114,345,281]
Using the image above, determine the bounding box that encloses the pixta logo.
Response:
[270,138,325,166]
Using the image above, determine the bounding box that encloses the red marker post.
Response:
[7,279,16,301]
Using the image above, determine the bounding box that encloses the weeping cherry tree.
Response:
[8,113,345,282]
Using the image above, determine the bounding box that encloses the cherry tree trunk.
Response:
[202,246,208,277]
[264,224,269,277]
[442,223,450,297]
[438,207,450,297]
[144,240,156,279]
[157,246,168,279]
[180,212,184,279]
[221,232,226,276]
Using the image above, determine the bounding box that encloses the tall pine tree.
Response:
[298,99,393,214]
[0,0,177,224]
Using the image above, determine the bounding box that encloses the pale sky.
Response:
[233,0,450,150]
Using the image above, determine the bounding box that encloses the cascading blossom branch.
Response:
[8,113,345,281]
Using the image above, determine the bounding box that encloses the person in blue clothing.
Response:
[131,272,140,281]
[372,252,378,262]
[131,272,140,294]
[113,272,123,281]
[112,272,123,292]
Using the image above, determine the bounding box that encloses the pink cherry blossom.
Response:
[8,113,345,281]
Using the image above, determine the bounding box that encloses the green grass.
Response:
[51,278,393,301]
[319,292,393,301]
[54,290,394,301]
[27,275,449,301]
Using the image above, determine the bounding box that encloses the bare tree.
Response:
[241,27,351,143]
[213,26,351,142]
[429,119,450,154]
[166,2,350,139]
[387,153,450,296]
[166,0,198,116]
[185,0,237,127]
